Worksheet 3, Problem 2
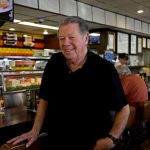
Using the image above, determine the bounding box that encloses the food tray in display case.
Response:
[0,70,43,93]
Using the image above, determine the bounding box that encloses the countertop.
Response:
[0,106,36,145]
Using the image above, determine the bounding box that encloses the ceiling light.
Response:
[14,19,21,23]
[137,10,144,14]
[43,30,48,35]
[9,28,15,31]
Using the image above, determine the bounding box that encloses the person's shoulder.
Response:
[124,74,139,80]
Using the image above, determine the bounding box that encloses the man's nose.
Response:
[62,38,71,45]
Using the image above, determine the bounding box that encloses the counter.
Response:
[0,106,35,145]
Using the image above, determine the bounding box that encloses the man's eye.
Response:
[69,37,75,39]
[59,37,64,40]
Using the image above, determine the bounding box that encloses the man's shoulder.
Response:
[51,52,64,59]
[89,51,115,71]
[50,52,65,62]
[88,51,109,64]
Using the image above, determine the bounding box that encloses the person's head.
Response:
[58,16,89,63]
[118,53,129,65]
[116,65,131,78]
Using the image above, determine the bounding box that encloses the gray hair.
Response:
[116,65,131,75]
[58,16,89,36]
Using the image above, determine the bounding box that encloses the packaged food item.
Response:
[0,98,4,114]
[0,87,4,114]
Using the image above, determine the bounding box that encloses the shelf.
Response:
[4,85,40,94]
[0,56,50,60]
[3,89,27,95]
[1,70,43,73]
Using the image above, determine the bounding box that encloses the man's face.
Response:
[58,23,89,62]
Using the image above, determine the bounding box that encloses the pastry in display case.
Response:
[2,71,42,92]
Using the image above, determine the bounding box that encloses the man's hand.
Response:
[93,137,115,150]
[7,130,39,148]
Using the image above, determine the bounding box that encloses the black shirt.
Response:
[39,51,127,150]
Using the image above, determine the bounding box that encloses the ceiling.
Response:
[0,0,150,35]
[79,0,150,23]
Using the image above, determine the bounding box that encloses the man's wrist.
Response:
[107,134,120,145]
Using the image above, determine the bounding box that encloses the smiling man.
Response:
[7,16,129,150]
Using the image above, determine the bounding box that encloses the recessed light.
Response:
[137,10,144,14]
[43,30,48,35]
[9,28,15,31]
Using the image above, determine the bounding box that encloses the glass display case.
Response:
[0,56,49,93]
[0,55,50,109]
[1,70,43,92]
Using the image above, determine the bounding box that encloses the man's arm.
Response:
[7,99,48,148]
[93,104,130,150]
[109,104,130,139]
[32,99,48,135]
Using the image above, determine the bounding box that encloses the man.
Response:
[116,65,148,104]
[7,16,129,150]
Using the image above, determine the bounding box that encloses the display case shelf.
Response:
[0,56,50,60]
[0,70,43,93]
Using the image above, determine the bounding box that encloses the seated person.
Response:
[116,65,148,105]
[115,53,129,67]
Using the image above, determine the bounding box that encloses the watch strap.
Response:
[107,134,120,145]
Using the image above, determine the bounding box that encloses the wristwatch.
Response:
[107,134,120,145]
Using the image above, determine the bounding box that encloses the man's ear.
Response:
[84,32,89,45]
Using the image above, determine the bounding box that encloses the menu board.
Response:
[23,35,35,47]
[142,37,146,48]
[130,34,137,54]
[3,32,17,46]
[117,32,129,54]
[147,39,150,49]
[107,32,115,51]
[0,32,44,49]
[137,37,142,53]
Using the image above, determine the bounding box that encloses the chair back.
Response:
[143,101,150,121]
[126,105,136,129]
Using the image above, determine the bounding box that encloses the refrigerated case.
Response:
[1,70,43,92]
[0,56,50,109]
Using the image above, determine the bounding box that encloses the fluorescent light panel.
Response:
[90,33,100,36]
[14,19,58,30]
